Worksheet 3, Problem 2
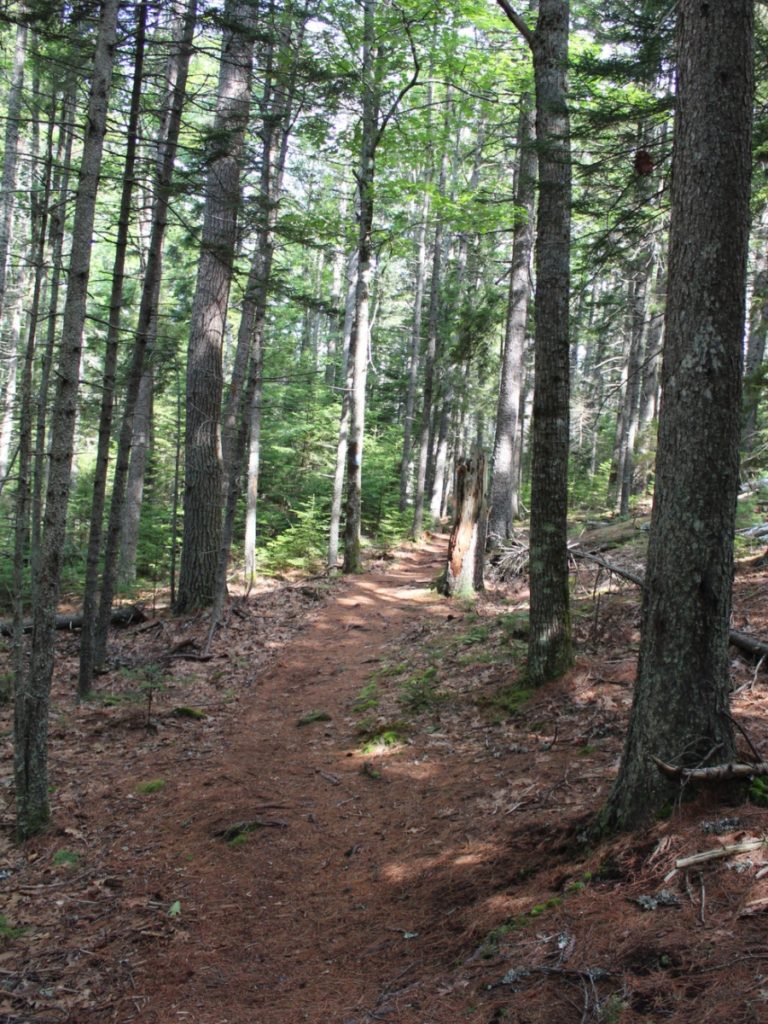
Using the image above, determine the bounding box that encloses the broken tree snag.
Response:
[437,452,487,597]
[652,755,768,781]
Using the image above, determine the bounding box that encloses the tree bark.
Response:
[118,362,154,587]
[176,0,256,610]
[742,205,768,457]
[14,0,120,841]
[78,0,147,699]
[412,163,446,540]
[92,0,196,672]
[0,19,27,328]
[399,176,431,512]
[526,0,573,683]
[599,0,754,831]
[488,85,536,545]
[343,0,377,573]
[328,251,357,569]
[438,452,487,597]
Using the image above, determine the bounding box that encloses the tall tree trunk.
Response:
[0,19,27,328]
[14,0,119,841]
[618,264,649,514]
[488,85,536,545]
[118,363,154,586]
[328,251,357,568]
[599,0,754,831]
[176,0,256,610]
[211,7,301,622]
[343,0,377,573]
[399,180,430,512]
[32,89,76,567]
[638,260,664,432]
[429,392,452,520]
[92,0,196,672]
[78,0,147,699]
[742,206,768,457]
[526,0,573,682]
[607,262,649,513]
[412,163,446,540]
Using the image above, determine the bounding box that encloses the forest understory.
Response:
[3,529,768,1023]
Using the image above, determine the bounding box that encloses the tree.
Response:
[14,0,120,840]
[89,0,197,682]
[175,0,256,611]
[343,0,420,572]
[496,0,573,683]
[488,79,536,544]
[599,0,754,831]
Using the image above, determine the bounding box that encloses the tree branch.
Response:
[652,756,768,782]
[375,19,420,149]
[494,0,535,47]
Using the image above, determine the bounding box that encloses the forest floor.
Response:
[4,530,768,1023]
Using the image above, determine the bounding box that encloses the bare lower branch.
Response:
[494,0,535,46]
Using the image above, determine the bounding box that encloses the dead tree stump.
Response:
[438,452,487,597]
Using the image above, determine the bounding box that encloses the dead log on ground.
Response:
[0,604,146,637]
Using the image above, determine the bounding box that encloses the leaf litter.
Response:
[2,538,768,1021]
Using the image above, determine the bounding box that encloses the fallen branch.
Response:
[0,604,146,637]
[652,755,768,781]
[675,839,768,869]
[568,545,646,588]
[570,548,768,663]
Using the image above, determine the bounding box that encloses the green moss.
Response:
[486,683,534,717]
[172,706,206,720]
[297,710,332,727]
[0,916,25,942]
[52,849,80,868]
[136,778,166,795]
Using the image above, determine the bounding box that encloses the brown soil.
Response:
[4,536,768,1023]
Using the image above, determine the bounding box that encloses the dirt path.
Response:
[135,538,485,1024]
[8,539,768,1023]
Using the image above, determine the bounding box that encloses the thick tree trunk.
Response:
[599,0,754,831]
[14,0,119,841]
[488,87,536,545]
[438,452,487,597]
[211,9,301,620]
[176,0,255,610]
[527,0,573,682]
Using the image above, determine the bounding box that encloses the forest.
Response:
[1,0,768,1021]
